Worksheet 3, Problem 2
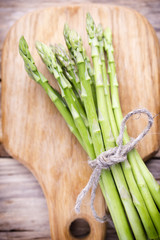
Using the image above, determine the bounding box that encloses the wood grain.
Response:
[0,157,159,240]
[0,0,160,79]
[0,2,157,240]
[0,158,51,240]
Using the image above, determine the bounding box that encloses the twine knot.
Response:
[75,108,153,223]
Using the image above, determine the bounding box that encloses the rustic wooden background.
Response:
[0,0,160,239]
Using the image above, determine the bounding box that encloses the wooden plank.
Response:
[0,157,160,240]
[0,158,51,240]
[0,0,160,79]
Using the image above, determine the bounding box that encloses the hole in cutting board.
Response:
[69,218,91,238]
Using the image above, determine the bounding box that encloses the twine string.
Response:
[75,108,154,223]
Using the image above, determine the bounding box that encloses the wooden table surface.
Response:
[0,1,159,239]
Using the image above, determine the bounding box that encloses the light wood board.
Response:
[1,4,160,240]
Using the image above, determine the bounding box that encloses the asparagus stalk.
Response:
[83,52,97,107]
[86,14,148,240]
[64,24,134,240]
[135,150,160,210]
[96,24,118,139]
[104,27,160,238]
[86,13,115,149]
[19,36,86,149]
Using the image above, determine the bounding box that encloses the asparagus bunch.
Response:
[85,14,159,240]
[19,37,85,149]
[19,13,160,240]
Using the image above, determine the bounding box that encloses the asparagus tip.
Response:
[19,36,33,65]
[50,44,56,53]
[35,40,47,55]
[86,13,96,38]
[19,36,29,58]
[86,12,93,23]
[35,41,56,71]
[68,29,79,48]
[35,40,42,49]
[64,23,70,35]
[19,35,26,49]
[54,44,66,60]
[63,24,70,40]
[63,23,73,51]
[19,37,40,82]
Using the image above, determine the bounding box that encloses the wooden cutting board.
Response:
[1,4,160,240]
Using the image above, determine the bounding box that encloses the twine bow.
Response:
[75,108,153,223]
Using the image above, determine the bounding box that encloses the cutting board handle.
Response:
[40,168,106,239]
